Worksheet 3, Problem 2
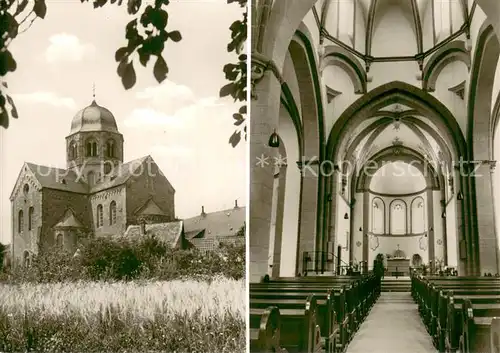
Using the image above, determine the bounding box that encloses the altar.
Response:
[387,258,410,276]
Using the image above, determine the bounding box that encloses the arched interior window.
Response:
[106,140,116,158]
[390,200,407,235]
[28,207,34,231]
[56,233,63,247]
[411,197,425,233]
[18,210,24,233]
[97,204,103,228]
[109,201,117,225]
[86,140,98,157]
[371,197,385,234]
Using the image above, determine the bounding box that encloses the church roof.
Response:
[183,205,245,240]
[69,100,119,135]
[134,198,167,216]
[89,155,152,193]
[123,220,183,246]
[54,209,85,229]
[25,163,88,194]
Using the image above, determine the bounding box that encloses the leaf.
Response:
[14,0,29,16]
[117,58,128,76]
[115,47,128,62]
[127,0,142,14]
[6,95,18,119]
[229,131,241,147]
[168,30,182,42]
[0,50,17,76]
[121,61,136,89]
[219,83,234,98]
[238,105,246,114]
[0,105,9,129]
[153,55,168,83]
[33,0,47,19]
[138,49,150,67]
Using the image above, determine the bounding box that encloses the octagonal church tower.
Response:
[65,98,124,187]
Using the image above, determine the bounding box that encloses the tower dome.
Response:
[69,100,119,135]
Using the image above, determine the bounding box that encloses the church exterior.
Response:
[9,99,176,264]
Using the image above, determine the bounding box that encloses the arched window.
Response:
[97,204,103,228]
[109,201,117,225]
[18,210,24,233]
[371,197,385,234]
[23,251,30,267]
[86,140,98,157]
[106,140,116,158]
[69,141,77,159]
[23,184,29,195]
[411,197,425,233]
[56,233,63,247]
[28,207,34,231]
[390,199,407,235]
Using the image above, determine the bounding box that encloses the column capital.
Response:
[251,51,284,100]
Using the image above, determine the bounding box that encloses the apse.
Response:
[369,161,426,194]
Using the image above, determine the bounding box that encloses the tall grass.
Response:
[0,278,245,352]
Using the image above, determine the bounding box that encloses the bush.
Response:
[1,236,245,284]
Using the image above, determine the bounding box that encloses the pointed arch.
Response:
[321,45,367,93]
[422,40,471,92]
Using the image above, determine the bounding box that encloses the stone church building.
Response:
[9,99,176,264]
[250,0,500,281]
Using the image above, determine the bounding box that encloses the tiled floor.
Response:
[346,292,437,353]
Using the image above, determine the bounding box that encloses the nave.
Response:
[249,274,500,353]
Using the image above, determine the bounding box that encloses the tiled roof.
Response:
[22,155,169,196]
[26,163,88,194]
[123,221,183,246]
[54,209,85,229]
[90,155,150,193]
[183,206,245,239]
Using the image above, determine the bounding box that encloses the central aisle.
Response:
[346,292,437,353]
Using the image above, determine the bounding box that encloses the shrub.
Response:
[1,235,245,284]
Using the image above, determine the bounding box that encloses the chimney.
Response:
[234,199,239,209]
[201,206,206,216]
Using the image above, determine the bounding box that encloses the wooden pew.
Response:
[411,275,500,352]
[250,274,379,352]
[251,284,349,351]
[460,299,500,353]
[250,306,287,353]
[249,295,322,353]
[250,289,338,353]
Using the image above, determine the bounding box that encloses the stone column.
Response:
[271,165,287,278]
[454,166,469,275]
[297,160,319,274]
[474,162,499,274]
[362,190,369,266]
[249,54,283,283]
[427,189,435,273]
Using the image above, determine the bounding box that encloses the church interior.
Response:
[249,1,500,352]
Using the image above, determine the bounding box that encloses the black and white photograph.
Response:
[0,0,247,352]
[249,1,500,352]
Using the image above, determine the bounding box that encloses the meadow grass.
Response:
[0,277,245,352]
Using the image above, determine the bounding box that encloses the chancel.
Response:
[249,1,500,352]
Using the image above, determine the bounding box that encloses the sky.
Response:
[0,0,247,244]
